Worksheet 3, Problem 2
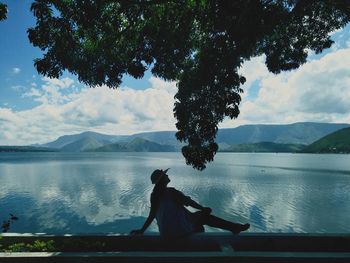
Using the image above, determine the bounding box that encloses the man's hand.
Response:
[202,207,212,215]
[130,229,144,236]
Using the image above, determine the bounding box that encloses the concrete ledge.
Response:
[1,233,350,262]
[1,251,350,263]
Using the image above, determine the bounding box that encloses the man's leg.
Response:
[200,213,250,234]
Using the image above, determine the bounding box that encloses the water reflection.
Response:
[0,152,349,233]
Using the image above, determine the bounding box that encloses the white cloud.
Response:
[0,76,177,145]
[12,67,21,74]
[238,55,270,98]
[23,88,42,98]
[220,47,350,128]
[11,85,26,91]
[42,77,74,89]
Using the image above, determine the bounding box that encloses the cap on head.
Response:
[150,168,170,184]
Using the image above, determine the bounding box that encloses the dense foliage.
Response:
[0,2,7,21]
[27,0,350,169]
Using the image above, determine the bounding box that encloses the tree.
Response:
[28,0,350,170]
[0,2,7,21]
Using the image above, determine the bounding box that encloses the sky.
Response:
[1,1,350,145]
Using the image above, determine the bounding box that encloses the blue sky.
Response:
[1,0,350,145]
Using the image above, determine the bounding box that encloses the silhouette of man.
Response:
[130,168,250,238]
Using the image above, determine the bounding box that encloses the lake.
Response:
[0,152,349,234]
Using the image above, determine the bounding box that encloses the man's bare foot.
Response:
[232,223,250,234]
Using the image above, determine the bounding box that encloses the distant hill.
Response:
[92,138,176,152]
[128,131,183,149]
[60,137,104,152]
[216,122,350,145]
[42,131,126,149]
[92,143,127,152]
[0,146,58,152]
[301,128,350,153]
[123,138,176,152]
[221,142,306,153]
[34,122,350,153]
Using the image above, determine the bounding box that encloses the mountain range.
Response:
[2,122,350,153]
[222,142,306,153]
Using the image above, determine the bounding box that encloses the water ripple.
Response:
[1,152,350,233]
[229,163,350,176]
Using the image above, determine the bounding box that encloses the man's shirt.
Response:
[151,187,195,238]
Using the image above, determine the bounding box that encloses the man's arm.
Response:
[130,201,157,235]
[186,199,212,214]
[174,189,212,214]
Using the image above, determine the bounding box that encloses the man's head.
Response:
[150,168,170,185]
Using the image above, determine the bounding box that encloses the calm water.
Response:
[0,152,349,234]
